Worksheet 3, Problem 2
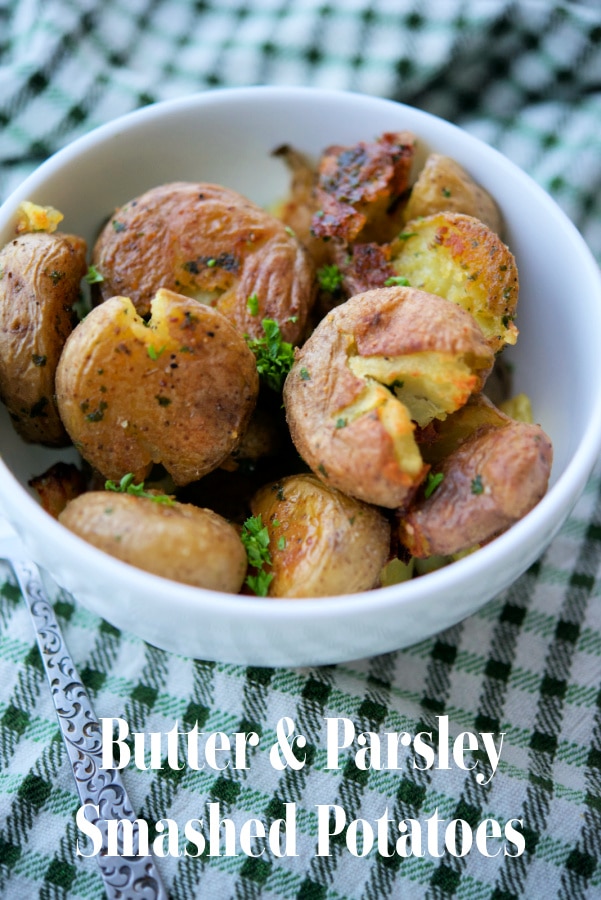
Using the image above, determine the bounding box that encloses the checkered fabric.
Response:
[1,1,601,897]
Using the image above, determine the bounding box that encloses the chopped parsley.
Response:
[105,473,175,505]
[471,474,484,495]
[247,292,259,316]
[317,264,343,293]
[147,344,166,360]
[245,318,294,392]
[424,471,444,498]
[398,231,418,240]
[241,514,274,597]
[85,264,104,284]
[300,367,311,381]
[384,275,411,287]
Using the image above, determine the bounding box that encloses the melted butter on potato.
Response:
[250,474,391,598]
[59,492,247,593]
[389,212,519,353]
[55,287,259,485]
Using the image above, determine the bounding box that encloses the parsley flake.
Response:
[247,292,259,316]
[317,264,343,293]
[471,474,484,495]
[384,275,410,287]
[245,318,294,392]
[105,473,175,505]
[85,264,104,284]
[424,472,444,498]
[241,514,274,596]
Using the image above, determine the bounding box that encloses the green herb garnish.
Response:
[147,344,166,360]
[85,264,104,284]
[105,473,175,505]
[245,318,294,392]
[317,264,343,293]
[424,472,444,498]
[241,514,274,597]
[384,275,410,287]
[247,292,259,316]
[471,474,484,495]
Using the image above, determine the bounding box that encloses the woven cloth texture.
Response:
[1,1,601,898]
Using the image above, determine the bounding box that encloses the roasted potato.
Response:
[55,288,259,485]
[29,461,88,518]
[250,473,391,597]
[273,145,332,270]
[0,231,87,445]
[402,153,502,234]
[283,285,494,508]
[91,181,316,344]
[389,212,519,353]
[398,420,553,557]
[309,132,416,245]
[59,491,248,592]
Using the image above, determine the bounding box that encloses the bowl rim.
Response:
[1,85,601,641]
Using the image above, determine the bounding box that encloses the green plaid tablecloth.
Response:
[1,1,601,897]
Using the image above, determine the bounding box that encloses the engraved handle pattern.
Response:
[11,558,168,900]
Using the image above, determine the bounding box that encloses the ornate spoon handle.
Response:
[10,557,168,900]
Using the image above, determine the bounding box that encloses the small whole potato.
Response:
[55,288,259,485]
[398,420,553,558]
[59,491,248,592]
[0,231,87,445]
[250,473,391,597]
[402,153,502,234]
[283,286,494,509]
[91,181,316,344]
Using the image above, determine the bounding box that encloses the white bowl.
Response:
[1,86,601,666]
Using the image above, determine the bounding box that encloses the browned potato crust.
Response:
[250,474,391,597]
[91,181,315,344]
[283,286,494,508]
[398,421,553,557]
[55,288,259,485]
[29,461,88,518]
[389,212,519,353]
[310,132,416,244]
[0,231,87,445]
[403,153,502,234]
[59,492,248,592]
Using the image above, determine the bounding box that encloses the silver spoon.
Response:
[2,535,168,900]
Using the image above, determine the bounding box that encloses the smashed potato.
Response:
[250,474,391,597]
[59,491,247,592]
[389,212,519,352]
[398,420,553,557]
[91,181,316,344]
[310,132,416,245]
[55,288,259,485]
[283,285,494,508]
[402,154,502,234]
[0,231,87,445]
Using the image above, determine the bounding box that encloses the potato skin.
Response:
[389,212,519,353]
[92,181,315,344]
[403,154,502,234]
[283,286,494,508]
[0,231,87,445]
[250,474,391,597]
[398,421,553,557]
[59,492,248,592]
[55,288,259,485]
